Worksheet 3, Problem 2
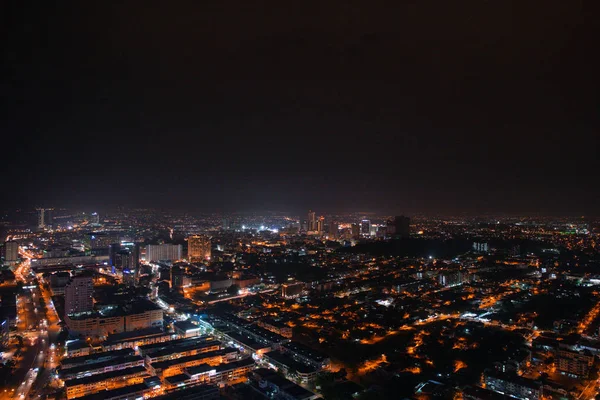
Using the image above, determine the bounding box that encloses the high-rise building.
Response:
[4,241,19,263]
[36,208,54,229]
[37,208,46,229]
[308,210,316,231]
[361,220,371,235]
[130,243,140,286]
[171,266,190,289]
[145,244,183,262]
[108,243,121,270]
[351,223,361,240]
[90,212,100,225]
[317,216,325,233]
[64,273,94,316]
[37,208,45,229]
[328,221,338,239]
[188,235,211,262]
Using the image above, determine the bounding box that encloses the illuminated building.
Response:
[438,271,468,287]
[351,223,360,240]
[317,216,324,233]
[108,243,140,285]
[36,207,53,229]
[101,327,175,352]
[64,273,94,316]
[163,358,255,388]
[64,366,148,399]
[473,242,489,253]
[89,233,120,250]
[328,221,338,238]
[65,300,163,336]
[484,371,542,400]
[188,235,211,261]
[170,266,190,289]
[89,212,100,224]
[557,349,594,378]
[148,348,238,378]
[146,243,182,262]
[307,210,316,231]
[3,240,19,263]
[281,282,304,298]
[361,219,371,235]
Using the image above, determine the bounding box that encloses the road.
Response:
[3,248,61,400]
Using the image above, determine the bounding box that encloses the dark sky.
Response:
[2,1,598,215]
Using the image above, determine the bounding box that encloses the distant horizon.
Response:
[1,206,597,219]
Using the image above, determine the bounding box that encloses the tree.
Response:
[227,284,240,295]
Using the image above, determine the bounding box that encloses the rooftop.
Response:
[64,366,147,388]
[150,348,237,371]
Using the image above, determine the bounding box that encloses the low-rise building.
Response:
[163,358,255,389]
[101,327,176,352]
[64,365,148,399]
[60,355,144,380]
[65,300,163,337]
[484,371,542,400]
[148,348,238,378]
[557,348,594,378]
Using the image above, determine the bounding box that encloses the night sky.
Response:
[2,1,598,214]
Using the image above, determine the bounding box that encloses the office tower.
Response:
[387,215,410,239]
[64,273,94,316]
[328,221,338,239]
[4,241,19,263]
[351,223,361,240]
[170,266,190,289]
[317,216,325,233]
[108,243,120,270]
[36,208,53,229]
[130,243,140,286]
[301,220,308,232]
[188,235,211,261]
[146,243,183,262]
[308,210,316,231]
[361,219,371,235]
[90,212,100,224]
[37,208,46,229]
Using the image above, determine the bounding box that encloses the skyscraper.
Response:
[4,241,19,263]
[188,235,211,262]
[308,210,316,231]
[64,273,94,316]
[130,243,140,286]
[317,216,325,233]
[328,221,338,239]
[361,219,371,236]
[36,208,54,229]
[351,223,361,240]
[90,212,100,225]
[37,208,45,229]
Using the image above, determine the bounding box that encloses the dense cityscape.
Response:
[0,208,599,400]
[3,1,596,399]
